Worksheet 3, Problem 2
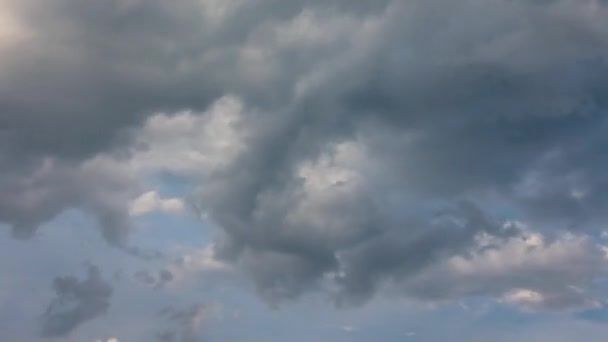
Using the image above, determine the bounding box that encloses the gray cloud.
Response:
[3,0,608,309]
[40,265,113,338]
[181,0,608,305]
[157,269,175,289]
[156,304,207,342]
[133,269,174,289]
[0,158,135,243]
[0,0,390,241]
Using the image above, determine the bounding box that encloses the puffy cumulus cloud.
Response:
[124,95,248,178]
[129,191,185,217]
[3,0,608,311]
[40,265,113,338]
[403,226,608,311]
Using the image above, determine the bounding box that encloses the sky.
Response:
[2,0,608,341]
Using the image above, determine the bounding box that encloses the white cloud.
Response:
[405,227,608,312]
[127,95,247,177]
[500,287,602,313]
[286,140,368,235]
[501,288,544,306]
[129,191,186,217]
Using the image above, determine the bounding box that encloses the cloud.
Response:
[175,0,608,305]
[156,304,208,342]
[158,269,175,289]
[129,191,185,217]
[125,96,248,178]
[40,265,113,338]
[166,244,232,289]
[3,0,608,310]
[0,156,136,244]
[403,226,608,311]
[0,0,228,241]
[132,269,174,289]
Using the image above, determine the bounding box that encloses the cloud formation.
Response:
[3,0,608,312]
[129,191,186,217]
[40,265,113,338]
[404,226,608,311]
[156,304,208,342]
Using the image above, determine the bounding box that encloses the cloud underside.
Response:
[3,0,608,311]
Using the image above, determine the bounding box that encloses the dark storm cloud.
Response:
[40,265,113,337]
[3,0,608,308]
[185,0,608,304]
[1,0,223,241]
[1,0,217,161]
[0,0,390,241]
[1,0,390,162]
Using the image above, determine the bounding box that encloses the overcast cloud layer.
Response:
[3,0,608,339]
